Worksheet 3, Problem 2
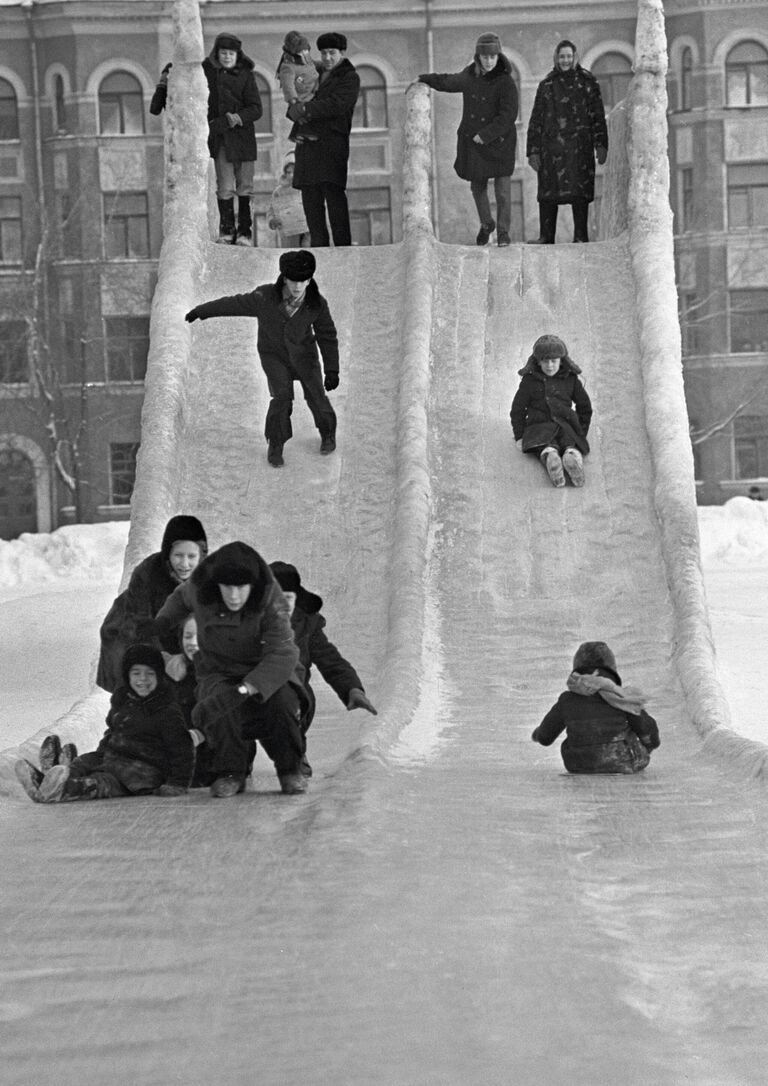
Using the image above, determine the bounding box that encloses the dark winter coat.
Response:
[510,358,592,454]
[93,680,194,789]
[290,598,364,729]
[190,278,339,379]
[533,689,659,774]
[419,57,519,181]
[292,59,361,189]
[203,38,263,163]
[153,542,303,704]
[526,65,608,204]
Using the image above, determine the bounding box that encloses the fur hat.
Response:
[279,249,316,282]
[269,561,323,614]
[317,32,347,52]
[121,643,164,685]
[532,334,568,361]
[194,541,269,609]
[215,33,241,53]
[283,30,311,55]
[160,515,207,562]
[572,642,620,684]
[476,32,502,56]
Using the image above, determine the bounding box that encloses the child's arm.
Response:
[573,378,593,436]
[278,58,299,103]
[158,705,195,793]
[531,696,567,745]
[186,288,265,323]
[309,617,366,708]
[153,581,194,641]
[510,380,530,443]
[418,72,466,93]
[628,709,660,751]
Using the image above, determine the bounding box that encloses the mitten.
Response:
[347,688,378,715]
[287,101,307,123]
[226,112,243,128]
[155,783,187,797]
[324,373,339,392]
[595,146,607,165]
[185,308,201,323]
[528,154,540,172]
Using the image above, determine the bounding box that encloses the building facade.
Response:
[0,0,766,537]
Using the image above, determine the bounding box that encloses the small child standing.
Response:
[510,334,592,488]
[276,31,320,142]
[15,645,193,803]
[531,641,660,774]
[267,153,310,247]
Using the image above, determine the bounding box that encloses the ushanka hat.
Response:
[283,30,310,55]
[121,643,165,685]
[279,249,316,281]
[269,561,323,614]
[476,32,502,56]
[572,642,620,684]
[532,334,568,361]
[160,515,207,561]
[317,32,347,51]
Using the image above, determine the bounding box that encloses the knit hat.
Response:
[279,249,316,282]
[476,33,502,56]
[215,33,241,53]
[283,30,311,55]
[121,643,164,685]
[270,561,323,614]
[532,334,568,361]
[160,515,207,562]
[572,642,620,684]
[317,32,347,51]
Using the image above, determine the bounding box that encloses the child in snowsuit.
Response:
[96,514,208,693]
[277,31,321,143]
[268,154,310,247]
[270,561,377,776]
[510,334,592,488]
[531,641,660,774]
[15,645,194,802]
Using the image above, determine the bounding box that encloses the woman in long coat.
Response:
[418,32,519,247]
[526,40,608,243]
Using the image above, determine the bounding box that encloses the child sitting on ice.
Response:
[531,641,660,774]
[510,334,592,488]
[276,30,320,142]
[15,645,194,803]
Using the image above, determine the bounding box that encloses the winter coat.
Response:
[278,54,320,104]
[191,278,339,378]
[510,358,592,455]
[292,59,361,189]
[526,64,608,204]
[268,181,309,238]
[94,680,194,789]
[153,542,303,704]
[419,57,518,181]
[203,38,263,163]
[533,689,660,774]
[290,599,364,729]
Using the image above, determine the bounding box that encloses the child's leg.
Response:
[540,446,566,488]
[38,765,127,802]
[561,447,585,487]
[104,756,164,796]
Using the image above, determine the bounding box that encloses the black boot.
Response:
[528,201,557,244]
[236,196,252,247]
[572,200,589,243]
[216,198,235,244]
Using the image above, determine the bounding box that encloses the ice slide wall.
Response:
[2,0,765,788]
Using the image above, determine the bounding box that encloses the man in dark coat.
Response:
[288,32,360,247]
[526,40,608,244]
[419,32,519,246]
[185,249,339,468]
[203,31,263,245]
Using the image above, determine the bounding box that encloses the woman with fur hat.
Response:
[153,542,309,797]
[270,561,377,775]
[531,642,660,774]
[96,515,208,692]
[185,250,339,467]
[417,33,519,246]
[510,334,592,488]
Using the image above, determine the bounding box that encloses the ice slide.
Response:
[4,2,768,1083]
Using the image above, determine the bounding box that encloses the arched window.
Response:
[725,41,768,106]
[254,72,272,134]
[590,53,633,112]
[680,48,693,111]
[53,74,67,132]
[0,78,19,140]
[98,71,145,135]
[353,66,388,129]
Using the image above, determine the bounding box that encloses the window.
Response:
[98,72,145,135]
[729,289,768,353]
[253,73,272,134]
[53,74,67,132]
[0,449,36,537]
[0,196,22,263]
[353,66,388,129]
[349,187,392,245]
[680,48,693,111]
[103,192,150,259]
[725,42,768,107]
[0,78,19,140]
[0,320,28,383]
[678,167,695,232]
[727,163,768,229]
[104,316,149,382]
[590,53,633,111]
[109,442,139,505]
[734,415,768,478]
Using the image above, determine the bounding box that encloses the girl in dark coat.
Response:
[418,32,519,246]
[96,515,208,693]
[532,641,660,774]
[526,40,608,244]
[203,31,263,245]
[510,334,592,488]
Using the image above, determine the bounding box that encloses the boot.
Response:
[562,448,585,487]
[38,765,70,803]
[210,775,245,798]
[541,447,566,488]
[15,759,43,800]
[528,202,557,244]
[267,440,284,467]
[278,770,308,795]
[476,219,495,246]
[60,742,78,766]
[216,198,235,244]
[572,200,589,243]
[40,734,62,772]
[235,196,252,246]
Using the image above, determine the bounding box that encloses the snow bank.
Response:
[699,497,768,568]
[0,521,128,593]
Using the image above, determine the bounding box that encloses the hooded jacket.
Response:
[96,679,194,789]
[203,33,263,162]
[510,356,592,455]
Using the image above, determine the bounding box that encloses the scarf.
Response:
[567,672,648,717]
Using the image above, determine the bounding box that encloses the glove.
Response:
[595,145,607,165]
[531,728,540,742]
[225,112,242,128]
[155,783,187,797]
[347,688,378,715]
[527,154,540,172]
[159,62,172,82]
[287,100,307,123]
[185,308,201,323]
[324,373,339,392]
[472,134,484,145]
